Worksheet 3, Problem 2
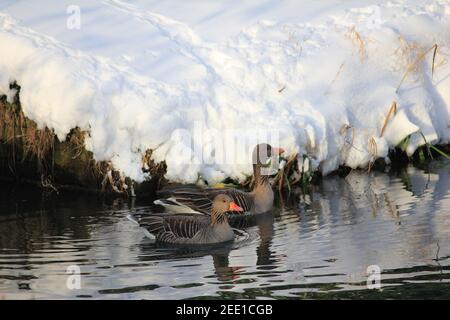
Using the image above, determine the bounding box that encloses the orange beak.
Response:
[229,202,244,212]
[272,147,285,155]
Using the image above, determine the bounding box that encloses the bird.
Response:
[154,143,284,215]
[131,194,244,245]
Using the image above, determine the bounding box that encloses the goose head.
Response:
[211,194,244,225]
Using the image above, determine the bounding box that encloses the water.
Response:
[0,161,449,299]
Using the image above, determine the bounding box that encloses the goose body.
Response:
[155,144,284,215]
[138,215,235,244]
[133,194,243,245]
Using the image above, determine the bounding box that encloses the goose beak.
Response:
[272,147,285,155]
[229,202,244,212]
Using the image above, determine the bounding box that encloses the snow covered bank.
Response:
[0,1,449,186]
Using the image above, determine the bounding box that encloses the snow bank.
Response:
[0,1,449,184]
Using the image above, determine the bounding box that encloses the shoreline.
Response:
[1,94,449,197]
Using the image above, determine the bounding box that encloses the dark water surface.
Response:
[0,161,449,299]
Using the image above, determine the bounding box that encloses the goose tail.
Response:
[126,213,139,225]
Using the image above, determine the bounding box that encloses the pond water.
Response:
[0,160,449,299]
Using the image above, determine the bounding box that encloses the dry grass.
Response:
[367,136,378,172]
[395,42,439,93]
[100,162,128,193]
[273,153,300,192]
[142,149,166,178]
[346,27,366,62]
[1,96,55,166]
[380,101,397,137]
[325,62,345,95]
[395,37,422,69]
[368,137,378,157]
[21,124,55,162]
[66,127,88,160]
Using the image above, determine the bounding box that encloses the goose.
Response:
[154,143,284,215]
[132,194,244,245]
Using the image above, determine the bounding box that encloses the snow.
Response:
[0,0,449,184]
[382,109,419,147]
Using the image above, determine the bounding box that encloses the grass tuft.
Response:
[419,132,450,161]
[396,44,438,93]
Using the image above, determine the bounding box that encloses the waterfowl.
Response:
[134,194,244,245]
[154,143,284,215]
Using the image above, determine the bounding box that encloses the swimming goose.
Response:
[154,143,284,215]
[134,194,244,245]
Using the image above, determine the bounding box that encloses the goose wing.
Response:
[157,185,254,215]
[156,184,213,214]
[137,214,210,242]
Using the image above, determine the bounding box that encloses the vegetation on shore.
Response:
[0,85,165,196]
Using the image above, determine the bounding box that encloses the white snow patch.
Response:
[383,109,420,147]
